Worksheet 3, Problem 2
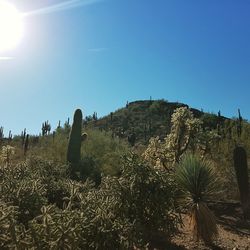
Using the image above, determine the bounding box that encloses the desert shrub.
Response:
[0,154,180,249]
[81,129,129,176]
[27,128,128,178]
[59,154,180,248]
[79,156,101,185]
[15,179,47,224]
[23,157,70,209]
[0,158,72,224]
[0,162,47,224]
[149,99,167,115]
[26,157,69,179]
[116,154,180,245]
[0,201,20,248]
[76,179,135,249]
[45,179,69,209]
[28,203,134,250]
[200,113,220,129]
[26,154,180,249]
[28,132,68,163]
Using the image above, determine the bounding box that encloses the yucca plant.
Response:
[176,154,219,244]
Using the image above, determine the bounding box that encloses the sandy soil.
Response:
[171,213,250,250]
[149,201,250,250]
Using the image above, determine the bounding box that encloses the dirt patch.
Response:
[170,201,250,250]
[171,213,249,250]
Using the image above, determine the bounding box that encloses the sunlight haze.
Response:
[0,0,250,135]
[0,0,24,52]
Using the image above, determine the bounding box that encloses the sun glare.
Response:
[0,1,24,52]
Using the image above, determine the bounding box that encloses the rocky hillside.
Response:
[84,99,227,145]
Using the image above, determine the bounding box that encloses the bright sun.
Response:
[0,1,23,52]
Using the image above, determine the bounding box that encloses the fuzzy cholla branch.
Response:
[1,145,15,165]
[143,136,172,169]
[169,107,202,162]
[143,107,202,168]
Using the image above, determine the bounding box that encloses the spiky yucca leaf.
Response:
[176,154,218,244]
[176,154,219,204]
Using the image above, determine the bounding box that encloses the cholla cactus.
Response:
[168,107,202,162]
[143,107,202,168]
[1,145,15,165]
[143,136,171,169]
[195,129,221,158]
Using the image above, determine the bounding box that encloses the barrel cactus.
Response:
[233,146,250,219]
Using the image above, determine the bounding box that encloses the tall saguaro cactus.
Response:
[67,109,83,174]
[24,134,29,156]
[233,146,250,219]
[0,126,3,139]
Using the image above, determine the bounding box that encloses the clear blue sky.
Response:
[0,0,250,135]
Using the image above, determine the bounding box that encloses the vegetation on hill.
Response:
[85,100,230,146]
[0,100,249,248]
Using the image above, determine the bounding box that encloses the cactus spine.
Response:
[67,109,83,174]
[233,146,250,219]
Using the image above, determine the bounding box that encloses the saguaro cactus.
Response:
[67,109,83,171]
[42,121,51,136]
[21,128,26,146]
[236,109,243,138]
[0,126,3,140]
[8,130,12,141]
[233,146,250,219]
[24,134,29,156]
[57,120,61,129]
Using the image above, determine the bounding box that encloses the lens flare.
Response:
[0,1,24,52]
